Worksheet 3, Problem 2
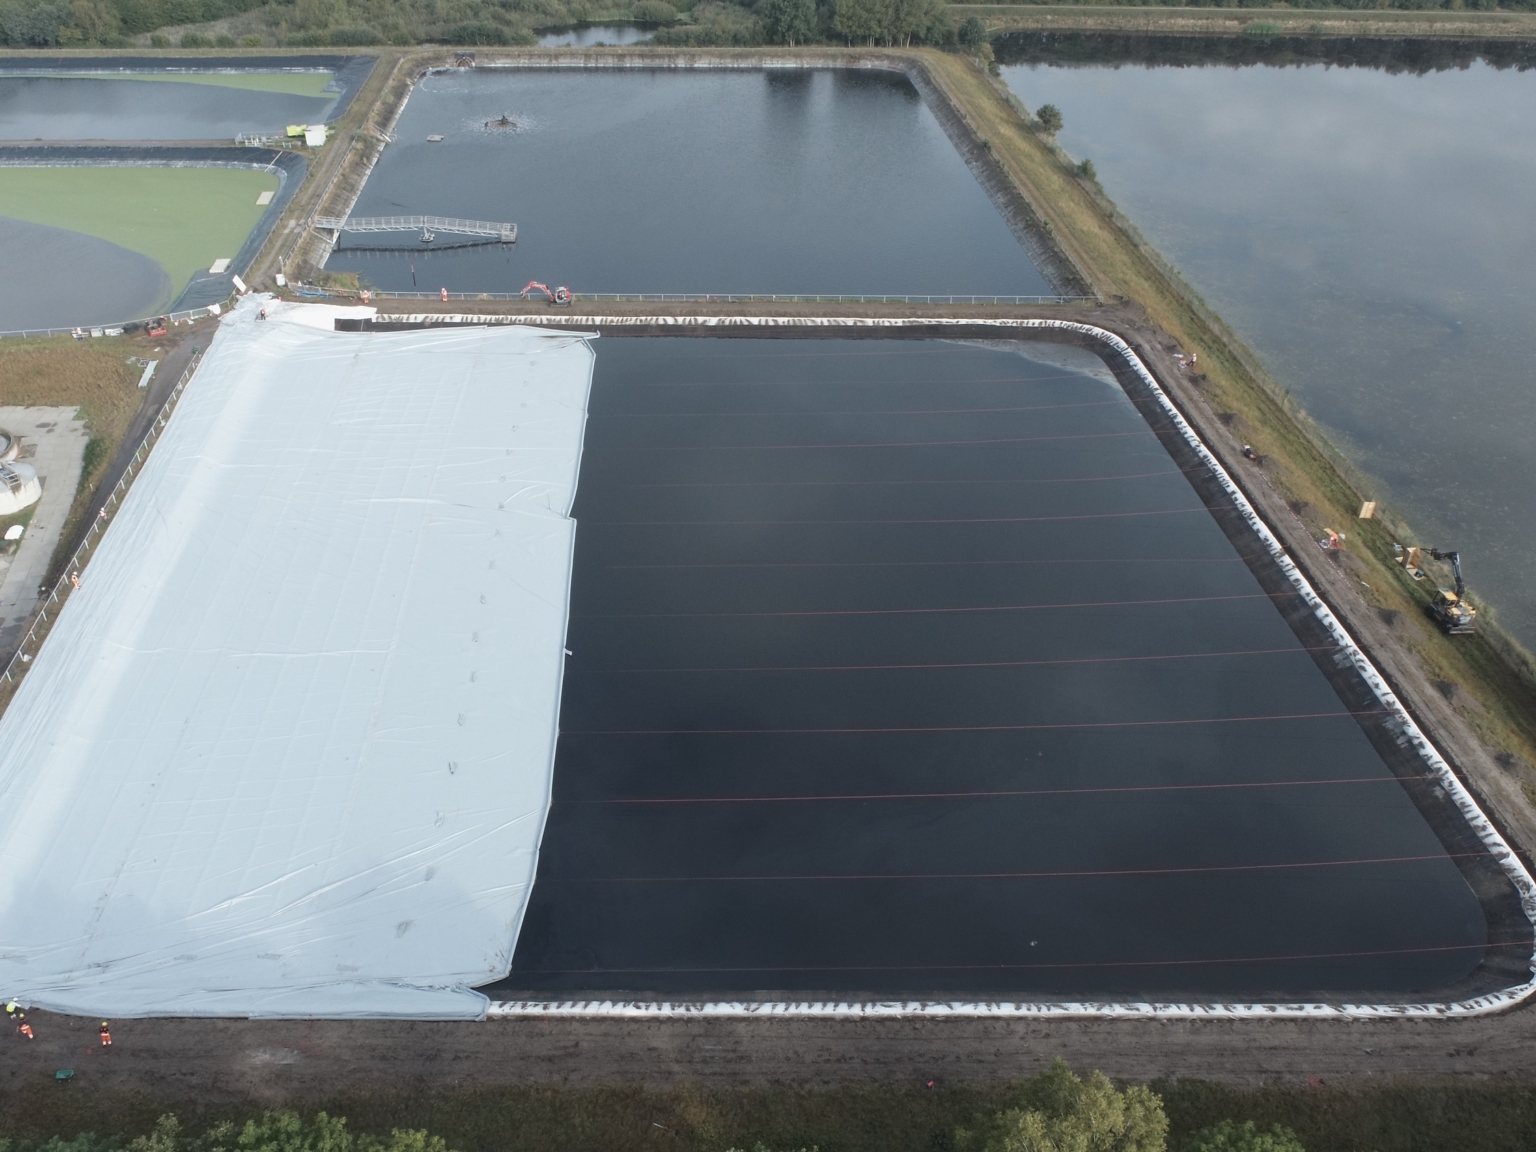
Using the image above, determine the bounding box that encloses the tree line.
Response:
[1,1067,1310,1152]
[0,0,966,48]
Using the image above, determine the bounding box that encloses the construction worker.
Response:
[17,1014,33,1040]
[100,1021,112,1047]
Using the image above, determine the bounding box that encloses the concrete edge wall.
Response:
[356,310,1536,1020]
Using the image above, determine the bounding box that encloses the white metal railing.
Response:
[0,350,204,687]
[0,305,217,341]
[315,215,518,241]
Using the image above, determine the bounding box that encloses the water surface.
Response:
[1000,56,1536,646]
[0,76,336,140]
[493,337,1488,1000]
[327,70,1052,296]
[0,216,168,330]
[537,24,654,46]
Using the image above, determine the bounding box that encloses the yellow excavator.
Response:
[1427,549,1477,634]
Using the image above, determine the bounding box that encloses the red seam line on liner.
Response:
[577,643,1343,675]
[656,350,1102,362]
[564,708,1388,737]
[513,939,1517,976]
[571,773,1429,806]
[550,851,1489,885]
[618,430,1165,451]
[621,466,1200,490]
[576,590,1296,621]
[624,373,1079,388]
[593,398,1150,418]
[589,506,1235,529]
[605,554,1255,571]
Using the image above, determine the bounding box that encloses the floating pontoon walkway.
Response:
[314,215,517,242]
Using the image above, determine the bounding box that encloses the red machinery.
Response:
[146,316,169,337]
[520,281,572,306]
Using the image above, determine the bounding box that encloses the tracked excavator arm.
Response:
[1426,548,1477,634]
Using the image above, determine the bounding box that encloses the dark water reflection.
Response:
[0,216,168,329]
[1001,58,1536,647]
[493,338,1486,999]
[995,31,1536,74]
[327,70,1052,296]
[0,77,336,140]
[536,25,654,46]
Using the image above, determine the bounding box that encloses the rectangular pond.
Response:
[489,335,1517,1002]
[0,157,295,331]
[0,74,338,141]
[325,69,1056,297]
[998,38,1536,649]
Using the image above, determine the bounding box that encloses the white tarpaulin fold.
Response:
[0,300,595,1018]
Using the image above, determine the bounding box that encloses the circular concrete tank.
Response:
[0,430,17,463]
[0,461,42,516]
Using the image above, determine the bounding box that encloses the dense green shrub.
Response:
[631,0,676,20]
[758,0,813,43]
[1180,1121,1306,1152]
[829,0,947,47]
[652,0,758,43]
[9,0,1536,47]
[956,1060,1170,1152]
[0,1111,456,1152]
[0,2,67,45]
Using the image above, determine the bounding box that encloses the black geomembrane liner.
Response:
[493,338,1488,1000]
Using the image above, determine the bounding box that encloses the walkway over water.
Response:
[315,214,517,243]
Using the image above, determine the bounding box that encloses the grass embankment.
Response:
[918,48,1536,773]
[951,3,1536,38]
[67,70,338,96]
[9,1079,1536,1152]
[0,168,279,312]
[0,337,145,561]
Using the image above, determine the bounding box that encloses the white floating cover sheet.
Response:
[0,300,595,1019]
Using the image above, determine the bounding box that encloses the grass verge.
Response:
[0,337,146,568]
[0,167,280,310]
[916,47,1536,772]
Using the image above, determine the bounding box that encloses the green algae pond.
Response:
[0,165,281,330]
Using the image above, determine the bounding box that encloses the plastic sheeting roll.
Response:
[0,299,595,1018]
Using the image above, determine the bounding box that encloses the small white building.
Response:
[0,461,41,516]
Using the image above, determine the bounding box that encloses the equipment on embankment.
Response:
[520,281,572,306]
[1427,548,1477,634]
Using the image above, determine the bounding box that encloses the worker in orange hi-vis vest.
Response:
[17,1016,34,1040]
[100,1022,112,1047]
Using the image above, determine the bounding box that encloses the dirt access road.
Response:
[5,1008,1536,1100]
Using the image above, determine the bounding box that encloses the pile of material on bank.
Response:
[0,298,596,1019]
